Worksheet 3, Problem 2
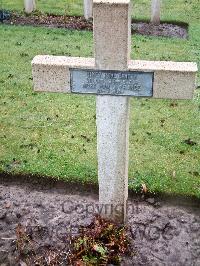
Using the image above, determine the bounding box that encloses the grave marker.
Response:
[151,0,161,25]
[84,0,93,20]
[32,0,197,223]
[24,0,36,14]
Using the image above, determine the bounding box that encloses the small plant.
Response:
[15,216,131,265]
[68,215,131,265]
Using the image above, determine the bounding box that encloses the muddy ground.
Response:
[1,12,188,39]
[0,173,199,265]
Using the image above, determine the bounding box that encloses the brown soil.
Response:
[4,12,93,31]
[0,173,199,265]
[2,12,188,39]
[132,21,188,39]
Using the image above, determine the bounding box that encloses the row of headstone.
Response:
[23,0,160,24]
[23,0,92,19]
[84,0,161,23]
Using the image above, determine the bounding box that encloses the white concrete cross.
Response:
[24,0,36,14]
[32,0,197,223]
[151,0,161,25]
[84,0,93,20]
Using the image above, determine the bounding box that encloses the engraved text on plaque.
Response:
[70,69,153,97]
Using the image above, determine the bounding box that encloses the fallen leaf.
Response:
[141,183,147,194]
[170,102,178,107]
[183,138,197,146]
[5,202,11,208]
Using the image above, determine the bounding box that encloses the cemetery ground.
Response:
[0,0,200,265]
[1,24,200,198]
[0,0,196,39]
[2,12,188,39]
[0,174,199,264]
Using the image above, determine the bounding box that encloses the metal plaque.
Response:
[70,69,153,97]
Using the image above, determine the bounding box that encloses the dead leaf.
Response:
[141,183,147,194]
[75,260,85,266]
[183,138,197,146]
[5,202,11,208]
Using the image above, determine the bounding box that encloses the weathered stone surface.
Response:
[94,0,131,223]
[32,56,95,93]
[94,0,131,71]
[96,96,129,222]
[128,60,198,99]
[153,71,196,99]
[32,56,197,99]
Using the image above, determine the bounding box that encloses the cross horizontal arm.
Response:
[129,60,197,99]
[32,56,95,93]
[32,55,197,99]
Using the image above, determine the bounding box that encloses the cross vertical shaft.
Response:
[94,0,131,223]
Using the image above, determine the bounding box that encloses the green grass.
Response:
[2,0,83,16]
[0,0,200,198]
[2,0,200,23]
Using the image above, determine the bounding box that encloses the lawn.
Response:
[2,0,200,23]
[2,0,83,16]
[0,1,199,197]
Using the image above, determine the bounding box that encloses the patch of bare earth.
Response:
[4,12,93,31]
[2,12,188,39]
[0,174,199,265]
[132,21,188,39]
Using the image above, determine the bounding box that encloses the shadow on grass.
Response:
[1,171,199,208]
